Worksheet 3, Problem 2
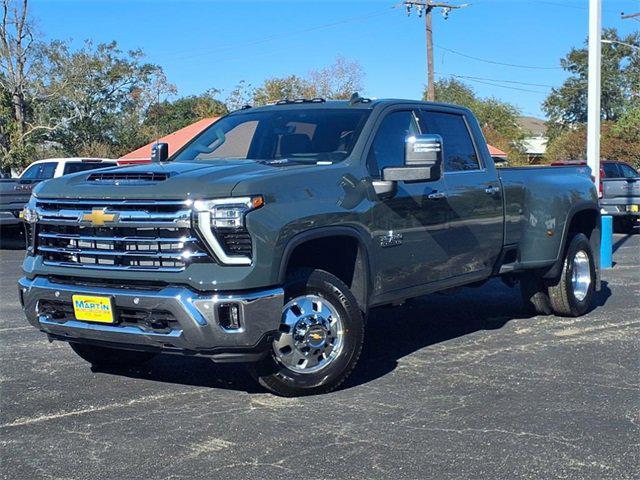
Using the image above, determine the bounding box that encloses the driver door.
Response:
[367,108,451,296]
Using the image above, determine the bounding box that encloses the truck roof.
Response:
[235,98,470,114]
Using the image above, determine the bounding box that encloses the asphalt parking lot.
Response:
[1,230,638,480]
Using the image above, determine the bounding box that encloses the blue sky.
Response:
[31,0,639,118]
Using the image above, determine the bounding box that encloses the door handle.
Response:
[485,186,500,196]
[427,191,447,200]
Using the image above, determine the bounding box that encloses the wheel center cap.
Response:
[305,326,327,348]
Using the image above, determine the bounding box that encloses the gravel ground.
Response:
[1,229,638,480]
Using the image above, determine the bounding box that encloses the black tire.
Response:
[547,233,596,317]
[614,217,636,234]
[69,343,157,368]
[250,268,364,397]
[520,274,553,315]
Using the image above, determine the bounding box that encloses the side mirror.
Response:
[383,134,443,183]
[151,142,169,163]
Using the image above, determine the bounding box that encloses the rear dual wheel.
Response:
[520,233,596,317]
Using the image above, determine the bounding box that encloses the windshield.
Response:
[173,108,370,164]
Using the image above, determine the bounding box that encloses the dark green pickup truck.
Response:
[19,98,601,396]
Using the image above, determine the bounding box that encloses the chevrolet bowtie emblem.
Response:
[309,332,323,341]
[81,209,118,226]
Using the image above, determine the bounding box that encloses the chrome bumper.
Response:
[19,276,284,357]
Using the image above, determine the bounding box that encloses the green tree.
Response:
[543,28,639,138]
[252,56,365,105]
[544,110,640,169]
[252,75,311,106]
[144,89,228,139]
[44,40,172,157]
[0,0,52,170]
[430,78,526,163]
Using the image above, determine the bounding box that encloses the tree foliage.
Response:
[430,79,527,163]
[252,56,364,105]
[44,40,173,158]
[543,28,640,138]
[1,11,367,173]
[543,28,640,165]
[544,108,640,169]
[144,89,228,139]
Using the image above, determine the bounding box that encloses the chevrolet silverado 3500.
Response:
[19,98,601,396]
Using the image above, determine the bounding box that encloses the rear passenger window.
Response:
[419,111,480,172]
[619,163,638,178]
[602,163,620,178]
[367,111,419,177]
[63,162,115,175]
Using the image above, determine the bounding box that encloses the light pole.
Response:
[587,0,601,189]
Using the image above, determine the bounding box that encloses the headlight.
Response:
[21,197,39,223]
[193,196,264,229]
[193,196,264,265]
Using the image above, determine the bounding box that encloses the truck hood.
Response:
[33,160,305,200]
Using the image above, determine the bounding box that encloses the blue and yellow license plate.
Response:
[72,295,115,323]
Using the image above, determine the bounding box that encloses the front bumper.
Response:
[19,276,284,362]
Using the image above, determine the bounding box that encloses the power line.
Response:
[162,5,401,61]
[528,0,619,14]
[435,73,549,94]
[440,73,557,88]
[435,44,563,70]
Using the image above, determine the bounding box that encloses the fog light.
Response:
[218,303,241,330]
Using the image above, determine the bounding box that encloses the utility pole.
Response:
[587,0,601,189]
[404,1,469,102]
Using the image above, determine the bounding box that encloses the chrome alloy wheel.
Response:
[273,295,344,374]
[571,250,591,302]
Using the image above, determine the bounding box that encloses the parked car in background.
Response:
[19,98,601,396]
[551,160,639,233]
[0,158,118,230]
[600,161,639,233]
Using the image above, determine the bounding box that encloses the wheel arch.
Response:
[542,202,601,281]
[278,226,372,313]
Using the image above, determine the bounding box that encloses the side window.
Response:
[20,162,56,180]
[602,163,620,178]
[419,110,480,172]
[619,163,638,178]
[367,111,419,177]
[63,162,114,175]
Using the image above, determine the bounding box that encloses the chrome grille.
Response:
[35,199,211,272]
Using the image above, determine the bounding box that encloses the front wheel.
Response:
[69,343,157,368]
[250,269,364,397]
[547,233,596,317]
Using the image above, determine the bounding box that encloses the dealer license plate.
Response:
[72,295,115,323]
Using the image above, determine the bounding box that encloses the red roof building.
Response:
[487,144,508,158]
[119,117,219,164]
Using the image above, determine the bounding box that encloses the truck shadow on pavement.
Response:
[0,227,26,250]
[93,279,612,395]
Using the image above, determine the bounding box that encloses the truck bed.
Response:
[497,165,596,266]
